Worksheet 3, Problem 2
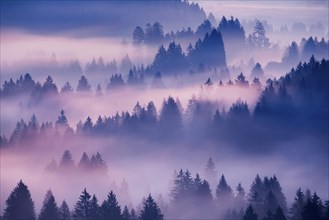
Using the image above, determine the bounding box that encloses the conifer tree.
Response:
[59,200,71,220]
[140,194,163,220]
[38,190,60,220]
[122,205,131,220]
[243,205,258,220]
[101,191,122,220]
[73,188,91,220]
[3,180,36,220]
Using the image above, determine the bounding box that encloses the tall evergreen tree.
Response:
[122,206,131,220]
[89,195,101,220]
[73,188,91,220]
[38,190,60,220]
[3,180,36,220]
[274,206,287,220]
[216,174,234,203]
[76,76,92,92]
[204,157,217,189]
[289,188,305,220]
[101,191,122,220]
[235,183,246,210]
[59,200,71,220]
[140,194,163,220]
[301,193,323,220]
[243,205,258,220]
[59,150,75,170]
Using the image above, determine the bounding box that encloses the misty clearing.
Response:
[0,1,328,220]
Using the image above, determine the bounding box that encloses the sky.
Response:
[194,0,328,29]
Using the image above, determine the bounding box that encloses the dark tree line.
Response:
[2,172,328,220]
[148,28,227,75]
[2,180,162,220]
[1,57,328,148]
[45,150,107,175]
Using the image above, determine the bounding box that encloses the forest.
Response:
[1,0,328,220]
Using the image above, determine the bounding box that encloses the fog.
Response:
[1,133,327,215]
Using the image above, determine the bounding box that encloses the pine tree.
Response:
[289,188,305,220]
[130,208,137,220]
[73,188,91,220]
[3,180,36,220]
[89,195,101,220]
[243,205,258,220]
[216,174,233,203]
[59,150,75,170]
[38,190,60,220]
[101,191,122,220]
[274,206,286,220]
[140,194,163,220]
[235,183,246,210]
[78,152,90,170]
[204,157,217,189]
[59,200,71,220]
[301,193,323,220]
[122,206,131,220]
[76,76,92,92]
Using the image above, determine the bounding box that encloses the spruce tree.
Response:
[274,206,286,220]
[59,200,71,220]
[122,205,131,220]
[289,188,305,220]
[89,195,101,220]
[301,193,323,220]
[101,191,122,220]
[3,180,36,220]
[73,188,91,220]
[140,194,163,220]
[243,205,258,220]
[38,190,60,220]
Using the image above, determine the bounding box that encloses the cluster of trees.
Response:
[0,71,146,100]
[1,57,327,147]
[254,56,328,131]
[84,55,133,76]
[2,172,328,220]
[149,28,226,75]
[2,180,163,220]
[133,16,246,50]
[45,150,107,174]
[282,37,329,65]
[246,20,270,49]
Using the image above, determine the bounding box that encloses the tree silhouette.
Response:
[59,150,75,170]
[243,205,258,220]
[289,188,305,220]
[133,26,145,44]
[216,174,234,209]
[101,191,122,220]
[274,206,287,220]
[140,194,163,220]
[235,183,246,210]
[76,76,92,92]
[3,180,36,220]
[59,200,71,220]
[61,82,74,94]
[301,193,323,220]
[251,63,264,79]
[38,190,60,220]
[122,205,131,220]
[89,195,101,220]
[78,152,90,170]
[247,20,269,48]
[73,188,91,220]
[204,157,217,189]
